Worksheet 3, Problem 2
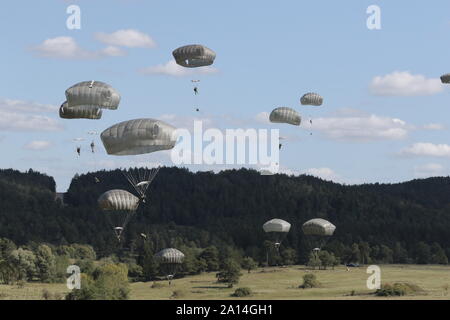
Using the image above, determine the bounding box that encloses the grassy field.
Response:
[130,265,450,300]
[1,265,449,300]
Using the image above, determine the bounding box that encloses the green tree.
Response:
[307,252,321,270]
[393,242,408,264]
[318,250,337,270]
[92,263,130,300]
[9,248,37,281]
[216,259,242,288]
[281,248,297,266]
[350,243,361,264]
[241,257,257,273]
[379,245,394,264]
[415,242,432,264]
[359,242,371,265]
[198,246,220,271]
[430,243,448,265]
[35,244,56,282]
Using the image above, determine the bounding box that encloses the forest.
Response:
[0,166,449,282]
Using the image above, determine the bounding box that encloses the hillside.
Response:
[1,167,449,263]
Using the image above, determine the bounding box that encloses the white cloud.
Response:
[414,163,446,178]
[303,167,341,182]
[32,36,126,59]
[23,140,53,151]
[95,29,156,48]
[0,99,63,132]
[255,112,270,124]
[99,46,127,57]
[0,111,63,132]
[369,71,444,96]
[313,110,410,141]
[400,142,450,158]
[422,123,446,131]
[139,60,218,77]
[0,98,58,113]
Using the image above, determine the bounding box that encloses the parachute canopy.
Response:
[100,118,177,156]
[300,93,323,106]
[302,218,336,236]
[441,74,450,84]
[59,101,102,120]
[263,219,291,233]
[65,81,121,110]
[269,107,301,126]
[98,189,140,212]
[154,248,185,264]
[172,44,216,68]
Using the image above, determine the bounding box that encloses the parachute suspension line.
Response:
[105,213,121,241]
[122,167,161,200]
[122,170,141,197]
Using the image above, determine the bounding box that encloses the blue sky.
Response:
[1,0,450,191]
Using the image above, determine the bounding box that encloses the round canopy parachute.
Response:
[263,219,291,233]
[154,248,185,281]
[100,118,177,156]
[302,218,336,236]
[154,248,185,264]
[269,107,301,126]
[263,219,291,251]
[98,189,140,211]
[98,189,140,241]
[441,74,450,84]
[172,44,216,68]
[59,101,102,120]
[65,80,121,110]
[300,93,323,106]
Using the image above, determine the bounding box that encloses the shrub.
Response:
[375,282,423,296]
[231,287,252,297]
[299,273,321,289]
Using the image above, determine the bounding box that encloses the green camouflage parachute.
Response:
[269,107,301,126]
[300,93,323,106]
[100,118,177,156]
[172,44,216,68]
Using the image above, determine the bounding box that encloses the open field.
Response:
[1,265,449,300]
[130,265,450,300]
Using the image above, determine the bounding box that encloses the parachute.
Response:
[100,118,177,156]
[300,92,323,106]
[263,219,291,250]
[302,218,336,254]
[172,44,216,68]
[122,167,160,202]
[65,80,121,110]
[441,74,450,84]
[98,189,140,241]
[154,248,185,284]
[302,218,336,236]
[269,107,301,126]
[59,102,102,120]
[101,118,176,211]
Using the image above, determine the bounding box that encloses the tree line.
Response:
[0,167,449,269]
